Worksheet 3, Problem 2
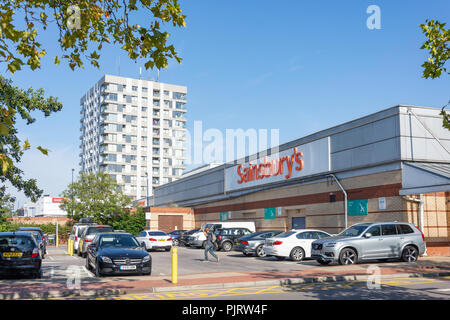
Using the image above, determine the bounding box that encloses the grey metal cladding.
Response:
[155,166,224,204]
[330,115,399,153]
[331,137,400,171]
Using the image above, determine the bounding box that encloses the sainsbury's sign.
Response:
[225,137,330,192]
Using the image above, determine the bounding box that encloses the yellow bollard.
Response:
[172,247,178,284]
[67,239,70,255]
[69,239,73,256]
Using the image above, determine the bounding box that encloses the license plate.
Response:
[158,239,165,242]
[120,265,136,270]
[3,252,23,258]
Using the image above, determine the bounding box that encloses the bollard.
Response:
[69,239,73,256]
[67,239,70,255]
[172,247,178,284]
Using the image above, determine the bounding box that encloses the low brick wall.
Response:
[7,217,73,225]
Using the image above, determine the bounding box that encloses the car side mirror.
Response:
[364,233,372,238]
[141,242,146,248]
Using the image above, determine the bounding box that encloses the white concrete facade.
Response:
[23,196,68,217]
[80,75,187,200]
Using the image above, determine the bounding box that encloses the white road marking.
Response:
[83,266,95,278]
[434,288,450,292]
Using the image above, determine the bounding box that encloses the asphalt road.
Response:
[100,276,450,300]
[49,245,321,279]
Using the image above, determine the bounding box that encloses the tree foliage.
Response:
[0,0,186,73]
[110,207,146,235]
[420,20,449,130]
[0,0,186,202]
[59,171,132,224]
[420,20,449,79]
[0,76,62,201]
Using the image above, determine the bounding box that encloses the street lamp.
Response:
[145,171,150,229]
[71,168,75,218]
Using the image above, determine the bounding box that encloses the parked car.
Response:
[264,229,332,261]
[311,222,427,265]
[27,232,45,259]
[180,229,200,247]
[168,230,187,246]
[136,230,172,251]
[214,228,253,252]
[0,231,42,278]
[86,232,151,277]
[78,225,114,258]
[234,230,284,257]
[189,222,256,248]
[17,227,47,257]
[69,221,96,255]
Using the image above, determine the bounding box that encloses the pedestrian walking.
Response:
[203,227,219,262]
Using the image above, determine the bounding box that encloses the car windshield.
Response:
[27,231,42,241]
[98,235,140,248]
[275,231,296,238]
[339,224,370,237]
[0,236,35,251]
[87,227,114,235]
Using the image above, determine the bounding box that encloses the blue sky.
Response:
[6,0,450,206]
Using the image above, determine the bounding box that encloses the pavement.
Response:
[1,245,450,299]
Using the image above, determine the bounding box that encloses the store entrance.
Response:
[292,217,305,230]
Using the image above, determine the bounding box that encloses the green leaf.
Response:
[37,146,50,155]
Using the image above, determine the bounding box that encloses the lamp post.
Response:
[145,172,150,229]
[71,168,74,219]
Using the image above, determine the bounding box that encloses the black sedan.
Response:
[0,232,42,278]
[86,233,151,277]
[169,230,187,246]
[234,230,284,257]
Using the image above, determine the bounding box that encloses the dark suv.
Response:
[214,228,253,252]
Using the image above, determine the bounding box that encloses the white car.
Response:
[263,229,332,261]
[136,230,173,251]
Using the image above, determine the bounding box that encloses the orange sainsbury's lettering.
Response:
[236,148,305,184]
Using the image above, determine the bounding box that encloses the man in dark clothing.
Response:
[203,227,219,262]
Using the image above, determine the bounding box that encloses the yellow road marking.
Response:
[85,276,450,300]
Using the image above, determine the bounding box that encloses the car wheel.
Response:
[85,257,92,271]
[165,248,171,252]
[317,259,331,266]
[290,247,305,261]
[222,241,233,252]
[172,239,179,246]
[202,241,207,249]
[255,245,266,258]
[401,245,419,263]
[95,260,103,277]
[339,248,358,265]
[275,256,285,261]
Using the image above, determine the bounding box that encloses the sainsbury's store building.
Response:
[154,105,450,255]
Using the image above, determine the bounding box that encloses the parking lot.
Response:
[57,245,320,280]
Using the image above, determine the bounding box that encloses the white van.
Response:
[187,221,256,248]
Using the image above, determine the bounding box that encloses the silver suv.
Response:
[311,222,426,265]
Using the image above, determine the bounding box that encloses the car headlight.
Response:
[142,255,151,263]
[325,243,337,247]
[101,256,113,263]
